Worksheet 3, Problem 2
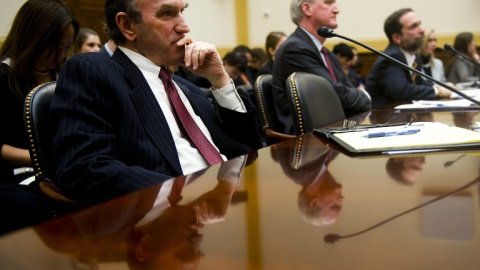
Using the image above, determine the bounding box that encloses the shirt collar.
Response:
[399,48,416,67]
[300,27,324,53]
[118,46,165,76]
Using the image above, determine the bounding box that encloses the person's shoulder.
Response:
[383,44,401,56]
[73,52,113,62]
[0,62,12,86]
[433,58,444,66]
[65,52,118,69]
[0,62,10,77]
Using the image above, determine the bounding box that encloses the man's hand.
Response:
[179,38,230,88]
[437,83,454,98]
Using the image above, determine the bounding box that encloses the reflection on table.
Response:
[0,109,480,269]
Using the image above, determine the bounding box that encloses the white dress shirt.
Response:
[119,47,246,175]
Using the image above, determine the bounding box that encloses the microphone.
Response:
[443,154,466,167]
[324,175,480,244]
[317,27,480,106]
[444,43,480,72]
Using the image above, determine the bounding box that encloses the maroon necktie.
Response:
[168,175,186,205]
[159,67,224,166]
[321,47,338,83]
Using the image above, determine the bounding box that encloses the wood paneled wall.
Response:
[65,0,108,43]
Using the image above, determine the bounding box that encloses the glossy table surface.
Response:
[1,109,480,270]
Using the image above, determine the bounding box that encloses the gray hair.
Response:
[290,0,317,25]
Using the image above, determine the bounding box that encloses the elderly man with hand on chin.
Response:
[51,0,261,204]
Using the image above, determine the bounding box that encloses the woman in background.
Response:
[446,32,479,84]
[257,31,287,76]
[74,27,101,54]
[419,28,447,83]
[0,0,78,183]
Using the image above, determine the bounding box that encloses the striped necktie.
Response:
[411,61,418,83]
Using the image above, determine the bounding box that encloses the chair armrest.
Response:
[265,128,296,144]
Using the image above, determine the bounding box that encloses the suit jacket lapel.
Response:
[294,28,324,67]
[112,50,183,174]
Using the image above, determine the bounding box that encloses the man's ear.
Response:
[301,2,312,17]
[392,33,402,46]
[116,12,136,42]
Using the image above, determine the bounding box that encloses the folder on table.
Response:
[314,122,480,156]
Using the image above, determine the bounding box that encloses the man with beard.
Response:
[365,8,451,109]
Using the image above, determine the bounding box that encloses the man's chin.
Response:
[328,21,338,30]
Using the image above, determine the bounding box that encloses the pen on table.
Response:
[365,128,420,138]
[418,103,446,107]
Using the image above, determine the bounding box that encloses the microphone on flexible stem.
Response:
[443,154,466,168]
[444,44,480,71]
[317,27,480,106]
[324,175,480,244]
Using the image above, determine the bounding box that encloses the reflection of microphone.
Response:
[444,154,466,168]
[444,44,480,71]
[317,27,480,106]
[324,175,480,244]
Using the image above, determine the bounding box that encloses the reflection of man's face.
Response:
[399,157,425,184]
[130,206,205,270]
[304,171,344,225]
[312,180,344,223]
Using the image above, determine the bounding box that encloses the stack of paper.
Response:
[320,122,480,154]
[395,99,480,110]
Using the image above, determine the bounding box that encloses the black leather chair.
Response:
[286,72,345,135]
[254,74,295,145]
[24,82,75,203]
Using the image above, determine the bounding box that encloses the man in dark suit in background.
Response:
[365,8,451,109]
[51,0,261,204]
[98,38,117,57]
[271,0,371,135]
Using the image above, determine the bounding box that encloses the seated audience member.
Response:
[386,157,425,185]
[51,0,261,204]
[446,32,479,84]
[250,47,268,76]
[257,31,288,76]
[74,27,102,54]
[271,0,371,134]
[348,47,365,87]
[419,28,447,82]
[272,137,344,226]
[0,0,78,184]
[365,8,451,109]
[223,51,249,83]
[332,43,365,89]
[99,38,117,57]
[233,45,256,86]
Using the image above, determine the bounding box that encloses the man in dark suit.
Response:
[365,8,451,109]
[271,0,371,134]
[98,38,116,57]
[51,0,261,204]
